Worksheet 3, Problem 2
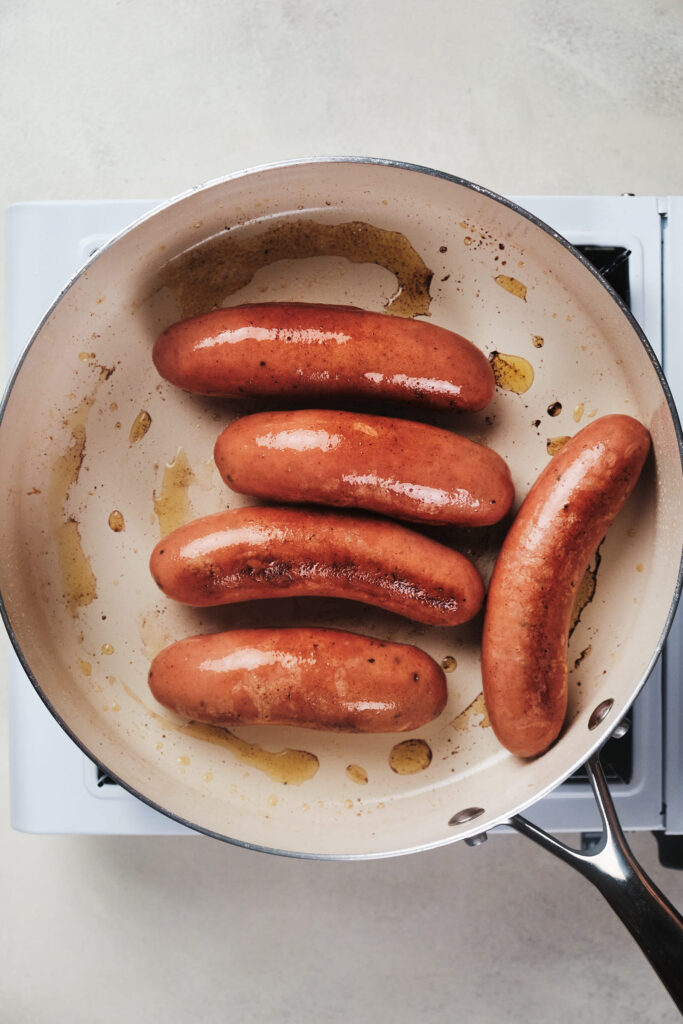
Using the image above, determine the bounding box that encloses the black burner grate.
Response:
[576,244,631,307]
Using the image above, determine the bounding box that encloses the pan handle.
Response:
[508,755,683,1013]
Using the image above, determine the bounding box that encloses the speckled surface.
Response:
[1,1,683,1021]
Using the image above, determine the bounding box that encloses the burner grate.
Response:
[576,244,631,306]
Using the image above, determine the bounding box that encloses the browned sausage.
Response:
[481,414,651,758]
[214,409,514,527]
[149,506,484,626]
[152,302,494,412]
[148,628,448,732]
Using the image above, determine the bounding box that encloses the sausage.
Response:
[148,628,448,732]
[214,409,514,527]
[481,414,651,758]
[152,302,494,412]
[149,506,484,626]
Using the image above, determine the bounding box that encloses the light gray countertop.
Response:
[1,1,683,1021]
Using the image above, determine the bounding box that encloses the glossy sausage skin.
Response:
[150,506,484,626]
[148,628,448,732]
[152,302,495,412]
[214,409,515,527]
[481,414,651,758]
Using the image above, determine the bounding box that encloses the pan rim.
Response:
[1,155,682,858]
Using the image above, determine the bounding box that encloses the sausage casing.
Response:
[214,409,514,526]
[152,302,495,412]
[150,506,484,626]
[148,628,448,732]
[481,414,651,758]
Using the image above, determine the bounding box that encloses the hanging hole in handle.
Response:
[588,698,614,730]
[448,806,485,827]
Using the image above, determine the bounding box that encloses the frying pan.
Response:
[1,158,682,1007]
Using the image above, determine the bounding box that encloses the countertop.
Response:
[1,1,683,1021]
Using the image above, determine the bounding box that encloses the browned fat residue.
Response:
[495,274,527,300]
[532,335,544,348]
[451,693,491,732]
[573,644,592,670]
[78,351,115,380]
[547,435,571,456]
[153,448,195,537]
[129,409,152,444]
[156,219,433,319]
[488,351,534,394]
[49,392,98,614]
[346,764,369,785]
[108,509,125,532]
[547,401,562,417]
[441,655,457,673]
[389,738,432,774]
[573,403,585,423]
[570,545,603,636]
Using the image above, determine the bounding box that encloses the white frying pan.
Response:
[1,159,682,1007]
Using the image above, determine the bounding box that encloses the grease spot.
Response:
[570,545,603,635]
[346,764,369,785]
[489,351,534,394]
[574,645,592,670]
[153,448,195,537]
[389,738,432,774]
[495,274,527,300]
[157,219,433,319]
[451,693,491,731]
[49,393,99,614]
[547,435,571,456]
[108,510,125,532]
[129,410,152,444]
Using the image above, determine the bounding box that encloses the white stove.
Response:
[5,196,683,849]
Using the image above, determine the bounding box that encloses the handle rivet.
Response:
[589,698,614,730]
[448,806,485,826]
[465,832,488,847]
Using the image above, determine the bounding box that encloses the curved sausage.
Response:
[150,506,484,626]
[481,414,651,758]
[214,409,514,527]
[152,302,494,412]
[148,628,448,733]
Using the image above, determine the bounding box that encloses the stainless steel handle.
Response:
[509,755,683,1013]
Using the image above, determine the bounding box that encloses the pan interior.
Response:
[0,160,680,857]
